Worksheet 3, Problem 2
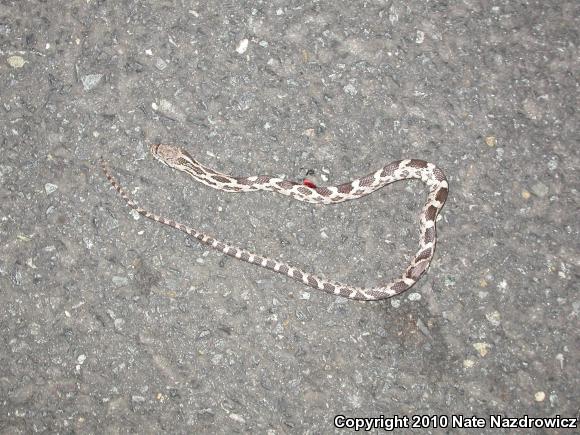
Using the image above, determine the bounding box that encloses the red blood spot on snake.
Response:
[303,179,317,189]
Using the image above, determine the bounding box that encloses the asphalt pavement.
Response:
[1,1,578,433]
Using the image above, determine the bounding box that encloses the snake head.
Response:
[150,144,197,168]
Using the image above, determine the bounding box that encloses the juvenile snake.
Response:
[101,144,448,300]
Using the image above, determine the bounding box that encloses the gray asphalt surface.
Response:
[1,1,578,433]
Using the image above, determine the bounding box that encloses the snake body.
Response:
[101,144,448,300]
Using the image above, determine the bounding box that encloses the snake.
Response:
[100,144,448,301]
